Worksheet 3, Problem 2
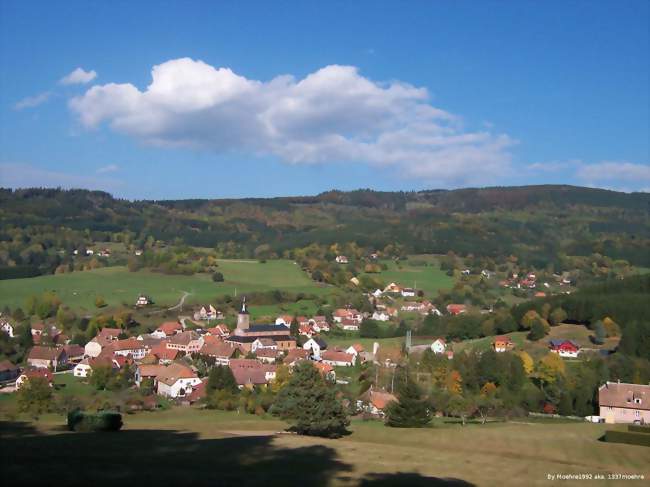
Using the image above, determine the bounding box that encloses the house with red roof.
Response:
[27,346,67,370]
[198,341,239,366]
[446,304,467,316]
[166,331,204,354]
[321,349,356,367]
[549,339,580,358]
[359,389,397,417]
[15,368,53,389]
[152,321,183,339]
[255,348,280,363]
[206,324,230,338]
[312,361,336,381]
[113,338,150,360]
[155,363,201,398]
[150,343,179,364]
[229,359,276,388]
[284,348,310,366]
[493,336,514,353]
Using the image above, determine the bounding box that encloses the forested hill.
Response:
[1,185,649,272]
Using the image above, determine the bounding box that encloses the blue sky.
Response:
[0,0,648,199]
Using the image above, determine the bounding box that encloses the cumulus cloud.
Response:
[69,58,515,185]
[60,67,97,85]
[96,164,119,173]
[14,91,52,110]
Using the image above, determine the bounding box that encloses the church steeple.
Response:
[236,297,250,334]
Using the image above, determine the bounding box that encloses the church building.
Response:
[226,298,297,352]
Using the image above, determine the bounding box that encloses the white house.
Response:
[193,305,221,322]
[1,319,14,338]
[335,255,349,264]
[371,311,390,322]
[401,288,416,298]
[251,338,278,353]
[383,282,402,294]
[430,338,447,354]
[345,344,364,357]
[371,289,383,298]
[303,337,327,358]
[156,363,202,398]
[136,295,150,307]
[113,338,149,360]
[73,359,93,378]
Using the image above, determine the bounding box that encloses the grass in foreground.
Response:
[2,407,648,486]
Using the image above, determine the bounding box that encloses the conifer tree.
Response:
[271,361,349,438]
[385,374,432,428]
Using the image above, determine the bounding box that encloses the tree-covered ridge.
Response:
[1,185,648,279]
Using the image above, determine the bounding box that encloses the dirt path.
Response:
[167,291,191,311]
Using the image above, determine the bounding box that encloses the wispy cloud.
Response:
[96,164,119,174]
[527,159,650,192]
[69,57,515,186]
[14,91,52,110]
[60,67,97,85]
[0,162,123,192]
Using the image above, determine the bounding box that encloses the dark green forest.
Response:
[0,185,648,278]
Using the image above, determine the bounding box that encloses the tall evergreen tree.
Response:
[385,374,432,428]
[207,365,238,393]
[528,319,546,341]
[271,361,349,438]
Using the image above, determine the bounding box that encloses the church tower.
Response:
[235,297,250,335]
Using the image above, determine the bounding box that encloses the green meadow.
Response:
[362,256,454,297]
[0,259,330,313]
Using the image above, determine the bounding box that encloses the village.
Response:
[1,272,647,425]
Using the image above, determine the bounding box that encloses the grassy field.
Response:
[0,260,330,313]
[452,324,620,360]
[1,407,648,486]
[362,257,454,297]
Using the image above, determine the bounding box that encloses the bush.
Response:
[67,410,123,432]
[602,430,650,447]
[628,424,650,434]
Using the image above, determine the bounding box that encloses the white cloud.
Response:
[14,91,52,110]
[0,162,123,192]
[60,67,97,85]
[576,161,650,186]
[69,58,515,185]
[96,164,119,173]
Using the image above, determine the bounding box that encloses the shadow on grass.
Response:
[0,421,476,486]
[360,472,475,486]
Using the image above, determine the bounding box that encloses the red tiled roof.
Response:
[370,390,397,410]
[199,342,237,359]
[156,362,197,385]
[28,346,64,361]
[322,350,354,364]
[157,321,183,336]
[113,338,147,351]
